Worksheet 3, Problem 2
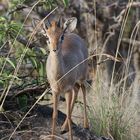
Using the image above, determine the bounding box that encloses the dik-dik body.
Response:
[45,17,89,140]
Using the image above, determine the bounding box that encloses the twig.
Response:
[8,4,28,15]
[122,38,140,47]
[16,35,41,48]
[89,53,121,63]
[15,84,47,97]
[116,2,140,23]
[126,2,140,8]
[97,58,111,65]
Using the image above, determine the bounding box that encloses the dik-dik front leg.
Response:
[51,92,59,140]
[65,90,73,140]
[61,84,80,133]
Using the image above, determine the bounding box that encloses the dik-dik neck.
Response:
[49,51,65,79]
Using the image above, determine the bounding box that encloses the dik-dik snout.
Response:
[45,21,65,53]
[48,35,64,52]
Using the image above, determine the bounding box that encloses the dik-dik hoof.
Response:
[84,121,89,129]
[60,129,68,134]
[60,123,69,134]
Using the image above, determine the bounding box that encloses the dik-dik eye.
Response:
[59,35,64,43]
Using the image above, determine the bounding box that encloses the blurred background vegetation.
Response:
[0,0,140,140]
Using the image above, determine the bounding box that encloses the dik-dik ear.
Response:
[63,17,77,33]
[32,18,40,28]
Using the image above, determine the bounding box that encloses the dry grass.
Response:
[86,68,140,140]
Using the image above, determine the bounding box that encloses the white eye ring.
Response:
[47,40,50,44]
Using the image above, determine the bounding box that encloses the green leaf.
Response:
[0,80,4,85]
[0,106,5,112]
[17,94,28,112]
[29,57,38,68]
[39,48,46,55]
[5,58,16,69]
[39,63,44,76]
[38,62,45,82]
[62,0,69,7]
[9,22,22,35]
[0,17,6,22]
[8,74,21,80]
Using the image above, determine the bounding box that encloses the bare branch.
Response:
[16,35,41,48]
[15,84,47,97]
[8,4,28,15]
[126,2,140,8]
[122,38,140,47]
[116,2,140,23]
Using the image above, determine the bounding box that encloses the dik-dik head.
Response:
[44,17,77,52]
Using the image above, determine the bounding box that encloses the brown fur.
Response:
[46,19,89,140]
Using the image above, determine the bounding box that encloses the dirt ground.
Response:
[0,96,111,140]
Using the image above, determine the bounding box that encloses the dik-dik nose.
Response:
[52,45,59,52]
[53,49,57,52]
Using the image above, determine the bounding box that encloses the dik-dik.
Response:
[45,17,89,140]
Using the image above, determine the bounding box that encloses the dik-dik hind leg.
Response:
[61,84,80,133]
[51,93,59,140]
[65,91,73,140]
[81,84,89,129]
